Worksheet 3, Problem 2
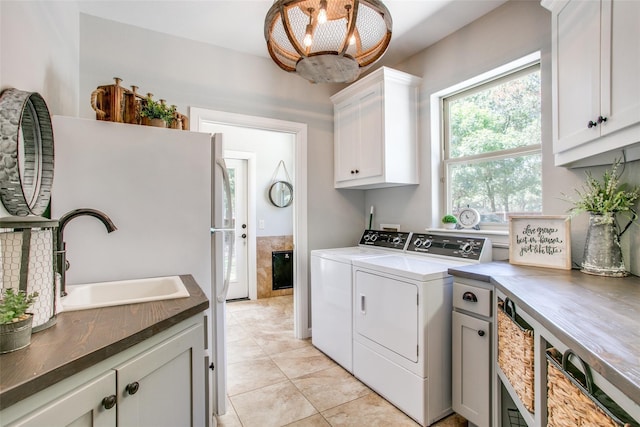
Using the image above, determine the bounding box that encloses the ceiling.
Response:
[77,0,508,68]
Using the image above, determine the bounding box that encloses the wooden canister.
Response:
[90,77,126,122]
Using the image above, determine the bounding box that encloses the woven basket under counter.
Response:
[497,298,535,413]
[546,348,638,427]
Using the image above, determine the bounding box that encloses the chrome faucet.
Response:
[56,208,117,296]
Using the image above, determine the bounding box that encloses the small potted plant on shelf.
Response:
[441,214,458,229]
[0,288,39,353]
[140,96,176,128]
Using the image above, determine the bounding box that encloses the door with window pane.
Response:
[225,158,249,300]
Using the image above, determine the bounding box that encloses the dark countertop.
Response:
[0,274,209,410]
[448,261,640,407]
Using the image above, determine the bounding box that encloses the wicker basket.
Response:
[497,298,535,413]
[546,348,638,427]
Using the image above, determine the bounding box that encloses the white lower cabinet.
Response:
[452,280,492,427]
[6,372,116,427]
[452,312,490,427]
[3,315,205,427]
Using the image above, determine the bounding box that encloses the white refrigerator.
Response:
[51,116,233,421]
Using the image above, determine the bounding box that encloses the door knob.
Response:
[241,233,247,239]
[478,330,485,337]
[102,395,117,410]
[126,382,140,395]
[242,224,247,229]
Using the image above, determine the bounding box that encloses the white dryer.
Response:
[351,233,492,426]
[310,230,410,372]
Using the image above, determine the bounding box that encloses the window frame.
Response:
[439,57,542,229]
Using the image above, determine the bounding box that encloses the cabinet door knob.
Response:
[351,170,355,174]
[588,120,598,128]
[126,381,140,395]
[598,115,608,124]
[355,169,359,174]
[102,394,117,410]
[478,330,485,337]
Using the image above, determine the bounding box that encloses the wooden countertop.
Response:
[448,261,640,407]
[0,275,209,410]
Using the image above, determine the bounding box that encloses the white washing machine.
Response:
[310,230,410,372]
[351,233,492,426]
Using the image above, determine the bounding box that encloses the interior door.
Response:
[224,158,249,300]
[210,133,234,419]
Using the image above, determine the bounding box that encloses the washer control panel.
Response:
[407,233,490,261]
[359,230,411,250]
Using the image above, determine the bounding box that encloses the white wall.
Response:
[366,0,640,274]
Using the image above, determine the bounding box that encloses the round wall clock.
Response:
[458,207,481,229]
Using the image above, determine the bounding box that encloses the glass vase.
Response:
[581,213,628,277]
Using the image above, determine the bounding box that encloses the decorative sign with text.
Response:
[509,216,571,270]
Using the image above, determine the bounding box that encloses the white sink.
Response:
[60,276,190,312]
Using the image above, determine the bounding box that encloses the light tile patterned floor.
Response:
[217,295,468,427]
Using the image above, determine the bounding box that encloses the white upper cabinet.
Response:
[544,0,640,167]
[331,67,422,189]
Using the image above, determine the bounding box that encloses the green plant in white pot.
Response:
[441,214,458,229]
[0,288,38,353]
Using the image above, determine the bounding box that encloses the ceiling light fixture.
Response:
[264,0,392,84]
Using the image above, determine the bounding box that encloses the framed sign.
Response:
[509,215,571,270]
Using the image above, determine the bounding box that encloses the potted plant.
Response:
[441,214,458,229]
[566,159,639,277]
[140,96,176,128]
[0,288,38,353]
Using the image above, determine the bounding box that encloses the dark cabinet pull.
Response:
[598,115,607,124]
[355,169,359,174]
[126,381,140,395]
[588,120,598,128]
[102,395,117,410]
[351,170,355,174]
[241,233,247,239]
[478,330,485,337]
[462,291,478,302]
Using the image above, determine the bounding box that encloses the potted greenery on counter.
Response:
[0,288,38,353]
[441,214,458,229]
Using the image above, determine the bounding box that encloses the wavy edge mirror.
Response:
[0,89,54,216]
[269,180,293,208]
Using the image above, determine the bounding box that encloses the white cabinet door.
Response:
[554,0,601,152]
[334,99,360,183]
[601,0,640,137]
[116,323,205,427]
[334,84,384,184]
[8,372,116,427]
[452,311,491,427]
[355,83,384,180]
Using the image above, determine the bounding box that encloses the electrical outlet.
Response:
[259,219,265,229]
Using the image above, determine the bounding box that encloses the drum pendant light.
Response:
[264,0,392,83]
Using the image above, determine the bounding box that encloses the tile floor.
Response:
[216,295,468,427]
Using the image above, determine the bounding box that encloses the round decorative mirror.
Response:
[269,181,293,208]
[0,89,54,216]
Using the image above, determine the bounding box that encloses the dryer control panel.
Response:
[407,233,491,262]
[359,230,411,250]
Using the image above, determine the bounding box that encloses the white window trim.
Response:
[429,51,542,233]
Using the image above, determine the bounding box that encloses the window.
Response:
[443,62,542,226]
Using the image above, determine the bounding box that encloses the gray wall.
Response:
[364,0,640,274]
[0,2,364,252]
[2,1,638,274]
